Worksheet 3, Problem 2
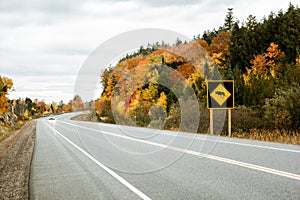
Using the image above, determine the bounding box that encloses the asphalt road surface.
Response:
[30,113,300,199]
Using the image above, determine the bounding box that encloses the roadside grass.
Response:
[71,111,99,122]
[0,121,25,143]
[228,129,300,145]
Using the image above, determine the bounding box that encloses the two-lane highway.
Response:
[30,113,300,199]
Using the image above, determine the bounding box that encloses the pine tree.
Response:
[226,62,234,80]
[224,8,234,31]
[204,61,210,80]
[175,38,182,46]
[246,15,257,31]
[201,29,218,44]
[233,66,244,105]
[212,64,221,80]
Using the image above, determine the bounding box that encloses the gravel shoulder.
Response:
[0,120,36,200]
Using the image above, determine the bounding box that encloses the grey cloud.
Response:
[0,0,238,12]
[99,0,238,8]
[0,0,81,13]
[0,56,81,76]
[134,0,203,7]
[1,66,77,76]
[0,0,84,28]
[8,74,75,103]
[44,45,91,56]
[97,0,202,7]
[0,0,236,28]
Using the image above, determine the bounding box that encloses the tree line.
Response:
[95,3,300,132]
[0,76,91,127]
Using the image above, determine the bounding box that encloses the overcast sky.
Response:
[1,0,298,103]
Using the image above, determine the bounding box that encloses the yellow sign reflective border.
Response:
[207,80,234,109]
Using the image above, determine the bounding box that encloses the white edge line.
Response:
[57,120,300,181]
[67,120,300,154]
[207,139,300,153]
[45,121,152,200]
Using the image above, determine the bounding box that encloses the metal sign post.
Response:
[207,80,234,136]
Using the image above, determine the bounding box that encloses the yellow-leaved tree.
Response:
[156,92,167,109]
[0,76,13,114]
[142,84,158,103]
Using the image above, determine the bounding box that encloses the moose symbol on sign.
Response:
[215,91,226,98]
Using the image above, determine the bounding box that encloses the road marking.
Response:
[64,120,300,154]
[159,131,300,153]
[203,139,300,153]
[57,120,300,181]
[45,121,152,200]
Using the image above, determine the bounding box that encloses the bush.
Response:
[164,102,180,130]
[165,102,266,134]
[263,86,300,130]
[230,106,265,132]
[148,105,166,129]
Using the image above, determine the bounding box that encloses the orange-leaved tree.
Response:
[0,76,13,114]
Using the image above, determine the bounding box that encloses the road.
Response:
[30,113,300,199]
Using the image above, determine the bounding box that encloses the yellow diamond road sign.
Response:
[207,80,234,109]
[210,84,231,106]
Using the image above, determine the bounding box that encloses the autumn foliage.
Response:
[0,76,13,114]
[1,4,299,136]
[94,4,300,132]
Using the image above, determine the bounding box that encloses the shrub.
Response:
[263,85,300,130]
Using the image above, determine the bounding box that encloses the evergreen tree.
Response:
[204,61,210,80]
[246,15,257,31]
[232,66,245,105]
[161,55,165,65]
[224,8,234,31]
[225,62,234,80]
[175,38,182,46]
[212,64,221,80]
[201,29,218,44]
[228,4,300,71]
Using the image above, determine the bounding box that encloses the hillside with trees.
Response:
[94,3,300,144]
[1,4,299,144]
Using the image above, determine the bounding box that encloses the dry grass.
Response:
[0,127,10,143]
[71,111,99,122]
[230,129,300,145]
[0,121,25,142]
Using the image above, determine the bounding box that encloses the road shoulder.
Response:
[0,120,36,199]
